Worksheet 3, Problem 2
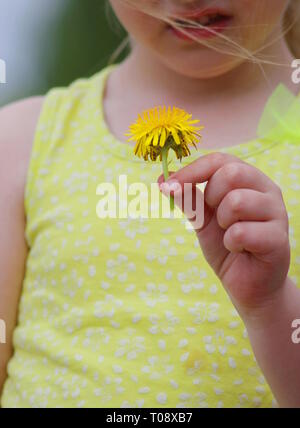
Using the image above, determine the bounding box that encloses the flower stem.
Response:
[161,146,174,211]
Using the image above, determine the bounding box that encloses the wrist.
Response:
[236,277,297,332]
[237,277,300,408]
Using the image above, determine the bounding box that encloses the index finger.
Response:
[168,152,246,185]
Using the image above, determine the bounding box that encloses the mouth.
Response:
[168,8,233,41]
[176,13,231,27]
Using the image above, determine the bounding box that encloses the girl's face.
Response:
[109,0,290,78]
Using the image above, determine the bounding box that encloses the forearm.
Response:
[0,364,8,400]
[240,277,300,407]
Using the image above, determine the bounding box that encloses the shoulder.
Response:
[0,96,45,204]
[0,96,44,146]
[0,96,45,149]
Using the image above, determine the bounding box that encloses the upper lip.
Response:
[172,7,231,20]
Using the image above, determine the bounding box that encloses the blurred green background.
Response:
[0,0,128,107]
[43,0,128,88]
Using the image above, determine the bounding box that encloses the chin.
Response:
[161,54,244,79]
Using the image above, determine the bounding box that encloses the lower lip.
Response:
[168,17,232,41]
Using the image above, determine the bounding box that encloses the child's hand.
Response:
[158,152,290,322]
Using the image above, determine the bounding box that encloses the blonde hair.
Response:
[108,0,300,65]
[284,0,300,57]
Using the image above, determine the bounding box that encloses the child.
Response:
[1,0,300,408]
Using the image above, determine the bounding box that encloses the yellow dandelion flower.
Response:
[125,106,204,211]
[125,106,203,162]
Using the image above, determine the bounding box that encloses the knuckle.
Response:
[210,152,226,167]
[275,183,284,199]
[278,203,289,222]
[278,228,289,247]
[231,224,244,243]
[223,162,243,186]
[228,191,243,214]
[284,209,289,224]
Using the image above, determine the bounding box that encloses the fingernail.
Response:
[160,179,181,193]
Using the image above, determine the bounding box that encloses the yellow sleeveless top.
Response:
[1,66,300,408]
